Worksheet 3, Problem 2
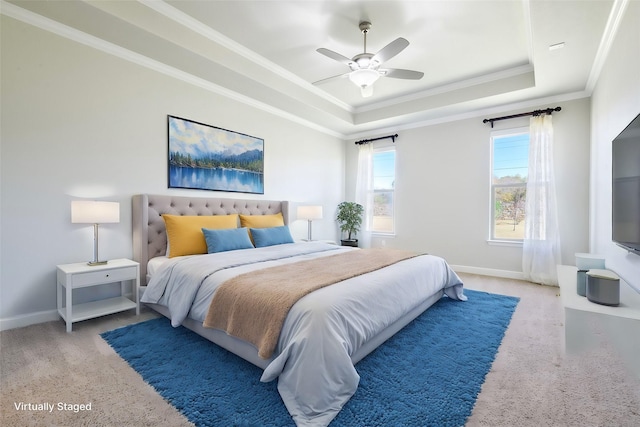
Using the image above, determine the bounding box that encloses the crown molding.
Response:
[521,0,535,66]
[354,63,534,114]
[0,0,345,138]
[139,0,353,113]
[345,90,590,141]
[586,0,629,92]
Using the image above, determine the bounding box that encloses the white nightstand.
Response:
[56,258,140,332]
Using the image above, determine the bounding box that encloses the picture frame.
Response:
[168,115,264,194]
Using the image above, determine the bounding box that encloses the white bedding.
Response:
[141,242,466,426]
[146,255,168,277]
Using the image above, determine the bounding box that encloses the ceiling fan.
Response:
[314,21,424,98]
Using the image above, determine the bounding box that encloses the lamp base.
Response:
[87,224,109,266]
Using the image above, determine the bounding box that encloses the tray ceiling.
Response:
[3,0,623,137]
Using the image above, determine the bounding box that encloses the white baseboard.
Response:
[0,309,59,332]
[0,291,137,332]
[451,265,528,281]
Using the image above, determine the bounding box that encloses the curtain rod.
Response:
[355,133,398,145]
[483,107,561,128]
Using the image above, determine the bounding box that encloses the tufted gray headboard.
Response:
[132,194,289,284]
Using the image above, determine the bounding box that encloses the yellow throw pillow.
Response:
[239,213,285,229]
[163,214,238,257]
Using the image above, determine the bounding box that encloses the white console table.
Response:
[557,265,640,378]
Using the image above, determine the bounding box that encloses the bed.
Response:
[132,193,466,426]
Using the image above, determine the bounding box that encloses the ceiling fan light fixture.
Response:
[349,68,380,88]
[314,20,421,96]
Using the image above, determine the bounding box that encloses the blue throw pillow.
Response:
[202,227,254,253]
[250,226,295,248]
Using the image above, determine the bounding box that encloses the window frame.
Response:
[371,144,396,236]
[489,127,529,245]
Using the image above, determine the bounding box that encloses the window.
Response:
[372,147,396,234]
[491,129,529,241]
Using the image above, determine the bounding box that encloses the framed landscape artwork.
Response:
[168,115,264,194]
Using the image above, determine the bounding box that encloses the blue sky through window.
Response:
[493,133,529,179]
[373,150,395,189]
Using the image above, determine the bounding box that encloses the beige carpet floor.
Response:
[1,273,639,426]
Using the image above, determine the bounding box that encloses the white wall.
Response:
[591,1,640,290]
[0,17,345,327]
[346,97,591,275]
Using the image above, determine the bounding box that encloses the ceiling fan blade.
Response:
[380,68,424,80]
[312,73,350,85]
[316,48,354,66]
[371,37,409,64]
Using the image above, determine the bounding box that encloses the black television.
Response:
[612,113,640,254]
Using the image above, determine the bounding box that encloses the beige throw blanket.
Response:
[203,248,420,359]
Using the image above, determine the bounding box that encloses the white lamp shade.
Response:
[71,201,120,224]
[297,205,323,221]
[349,69,380,88]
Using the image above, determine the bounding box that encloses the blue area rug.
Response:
[101,289,518,426]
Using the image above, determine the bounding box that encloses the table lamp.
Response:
[71,200,120,266]
[297,205,323,241]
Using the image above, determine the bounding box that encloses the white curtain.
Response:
[355,143,373,248]
[523,115,561,285]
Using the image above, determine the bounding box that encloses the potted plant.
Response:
[336,201,364,247]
